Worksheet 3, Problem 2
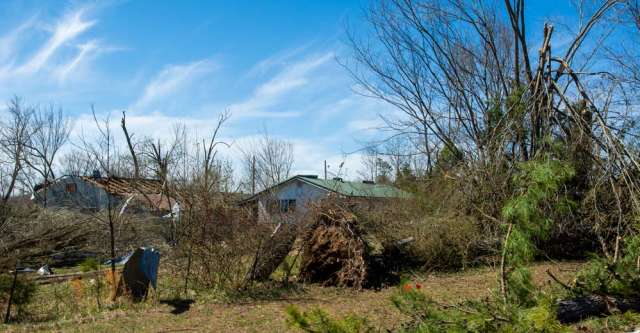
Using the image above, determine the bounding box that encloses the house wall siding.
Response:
[256,179,329,222]
[34,176,120,210]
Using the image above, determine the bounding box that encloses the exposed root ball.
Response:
[298,207,368,289]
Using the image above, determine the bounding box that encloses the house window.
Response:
[279,199,296,213]
[65,183,77,193]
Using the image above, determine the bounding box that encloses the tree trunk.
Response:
[557,294,640,324]
[246,223,296,282]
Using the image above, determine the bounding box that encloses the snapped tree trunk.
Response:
[246,223,297,282]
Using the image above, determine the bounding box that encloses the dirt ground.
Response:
[3,261,585,333]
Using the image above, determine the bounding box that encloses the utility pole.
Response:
[251,155,256,195]
[324,160,327,180]
[374,151,378,182]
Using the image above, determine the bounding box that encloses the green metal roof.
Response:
[298,176,411,199]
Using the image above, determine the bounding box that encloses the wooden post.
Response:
[4,260,19,323]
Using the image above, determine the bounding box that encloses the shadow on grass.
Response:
[160,298,196,315]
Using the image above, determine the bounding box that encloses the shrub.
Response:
[0,273,37,319]
[171,196,268,295]
[287,157,579,332]
[355,198,482,270]
[79,258,100,272]
[572,233,640,298]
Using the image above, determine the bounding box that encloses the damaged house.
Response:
[32,172,177,214]
[240,174,411,222]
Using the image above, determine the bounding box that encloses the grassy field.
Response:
[0,261,595,333]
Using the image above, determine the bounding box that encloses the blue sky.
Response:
[0,1,593,178]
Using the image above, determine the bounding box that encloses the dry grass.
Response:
[1,261,585,333]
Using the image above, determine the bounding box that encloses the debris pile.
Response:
[298,206,369,289]
[0,207,170,271]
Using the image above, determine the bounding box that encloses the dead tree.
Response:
[0,97,34,230]
[23,104,72,207]
[79,107,120,290]
[240,130,294,192]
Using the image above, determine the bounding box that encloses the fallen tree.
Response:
[556,294,640,324]
[246,222,297,282]
[298,205,368,288]
[296,201,406,289]
[0,205,171,271]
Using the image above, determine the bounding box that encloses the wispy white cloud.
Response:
[230,52,335,119]
[243,43,311,79]
[130,59,219,112]
[0,3,121,97]
[15,8,96,75]
[54,40,99,81]
[0,16,37,66]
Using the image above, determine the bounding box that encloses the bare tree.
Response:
[77,107,121,287]
[345,0,515,162]
[357,146,393,183]
[23,104,72,206]
[346,0,623,166]
[120,111,141,179]
[382,136,414,180]
[241,131,294,192]
[0,97,34,229]
[346,0,640,302]
[78,106,118,177]
[605,1,640,99]
[197,110,231,194]
[358,147,379,182]
[61,148,100,176]
[142,124,185,185]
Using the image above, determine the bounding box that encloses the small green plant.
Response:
[79,258,101,272]
[579,311,640,332]
[79,258,104,309]
[389,282,569,332]
[285,305,373,333]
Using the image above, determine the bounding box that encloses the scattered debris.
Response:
[0,207,172,271]
[32,269,121,285]
[103,252,133,266]
[37,265,54,276]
